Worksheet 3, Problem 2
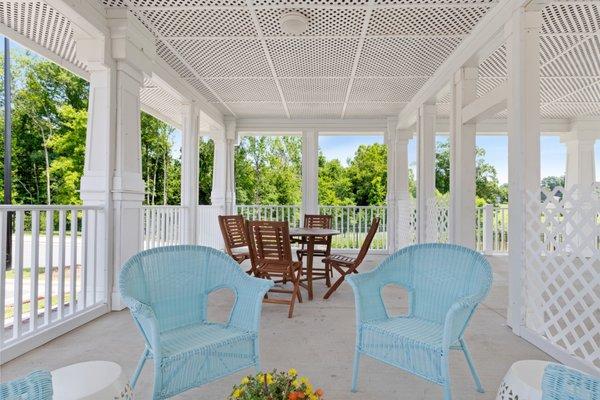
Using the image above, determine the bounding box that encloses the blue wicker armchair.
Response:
[119,245,274,400]
[542,363,599,400]
[0,370,53,400]
[346,243,492,400]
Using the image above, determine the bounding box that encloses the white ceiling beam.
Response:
[236,118,388,133]
[462,82,507,124]
[435,117,572,134]
[244,0,290,118]
[397,0,531,130]
[128,3,494,11]
[122,1,234,119]
[151,58,224,127]
[341,1,374,119]
[163,34,468,41]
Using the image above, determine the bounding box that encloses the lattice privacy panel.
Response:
[524,184,600,373]
[426,195,449,243]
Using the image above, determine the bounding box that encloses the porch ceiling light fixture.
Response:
[280,11,309,35]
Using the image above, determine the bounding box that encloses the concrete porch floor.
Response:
[1,255,553,399]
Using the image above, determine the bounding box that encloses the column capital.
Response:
[106,8,155,75]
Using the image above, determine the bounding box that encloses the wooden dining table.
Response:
[289,227,340,300]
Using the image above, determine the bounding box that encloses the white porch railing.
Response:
[319,205,388,251]
[1,205,107,362]
[237,204,302,228]
[476,204,509,254]
[141,206,185,249]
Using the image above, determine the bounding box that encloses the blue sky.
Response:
[319,134,600,184]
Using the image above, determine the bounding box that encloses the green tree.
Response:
[435,141,505,204]
[198,137,214,205]
[346,143,388,206]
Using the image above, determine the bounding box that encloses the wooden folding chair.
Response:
[295,214,333,285]
[218,214,253,274]
[322,218,380,299]
[247,220,304,318]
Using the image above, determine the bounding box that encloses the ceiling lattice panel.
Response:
[0,0,597,122]
[140,84,183,127]
[0,2,84,71]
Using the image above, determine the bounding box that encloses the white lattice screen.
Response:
[524,184,600,374]
[426,195,449,243]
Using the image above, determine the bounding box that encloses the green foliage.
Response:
[1,51,181,206]
[435,141,506,204]
[198,137,214,205]
[234,136,302,205]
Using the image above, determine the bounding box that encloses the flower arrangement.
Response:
[229,369,324,400]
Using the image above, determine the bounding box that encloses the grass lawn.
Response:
[4,293,71,320]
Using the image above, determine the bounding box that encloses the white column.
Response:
[417,103,437,243]
[386,118,398,252]
[449,66,478,249]
[80,65,114,308]
[211,118,237,215]
[396,129,413,249]
[505,5,543,331]
[80,9,154,310]
[387,118,413,252]
[224,118,237,215]
[180,103,199,244]
[562,119,599,190]
[302,128,319,217]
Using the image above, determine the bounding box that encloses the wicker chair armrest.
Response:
[347,269,393,323]
[442,294,480,348]
[229,276,274,332]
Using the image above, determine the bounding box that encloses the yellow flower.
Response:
[305,383,313,393]
[292,379,300,388]
[288,368,298,376]
[232,388,243,398]
[266,373,273,385]
[300,377,309,385]
[309,395,318,400]
[258,375,264,383]
[241,377,250,385]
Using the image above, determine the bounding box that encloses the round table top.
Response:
[51,361,127,400]
[289,227,340,236]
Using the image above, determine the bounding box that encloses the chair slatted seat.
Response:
[322,218,380,299]
[247,220,305,318]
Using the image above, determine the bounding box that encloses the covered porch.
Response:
[1,0,599,397]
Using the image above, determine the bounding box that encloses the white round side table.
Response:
[51,360,133,400]
[496,360,551,400]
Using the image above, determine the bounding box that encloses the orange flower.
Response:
[297,391,306,399]
[288,392,298,400]
[315,388,324,397]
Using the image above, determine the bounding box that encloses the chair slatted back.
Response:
[247,220,293,265]
[304,214,333,245]
[219,215,249,253]
[304,214,332,229]
[355,218,380,264]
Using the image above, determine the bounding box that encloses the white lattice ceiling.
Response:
[0,0,598,121]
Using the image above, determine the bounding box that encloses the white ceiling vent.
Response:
[280,11,309,35]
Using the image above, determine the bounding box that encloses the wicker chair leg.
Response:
[441,352,452,400]
[460,338,484,393]
[351,349,361,392]
[131,348,149,388]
